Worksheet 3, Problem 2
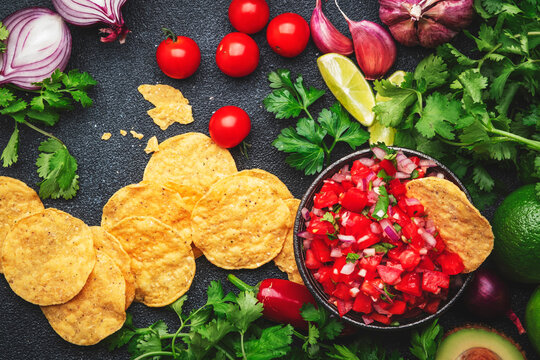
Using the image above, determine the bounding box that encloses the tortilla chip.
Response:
[138,84,193,130]
[109,216,195,307]
[2,209,95,305]
[274,199,302,283]
[191,176,290,269]
[233,169,293,200]
[144,136,160,154]
[143,132,237,193]
[90,227,135,309]
[0,177,44,273]
[41,251,126,346]
[101,182,192,244]
[406,177,494,273]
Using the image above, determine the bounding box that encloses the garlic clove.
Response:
[310,0,354,55]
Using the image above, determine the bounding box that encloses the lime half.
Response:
[317,53,375,127]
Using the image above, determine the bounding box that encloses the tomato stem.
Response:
[161,27,177,42]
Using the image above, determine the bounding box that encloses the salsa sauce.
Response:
[300,148,465,325]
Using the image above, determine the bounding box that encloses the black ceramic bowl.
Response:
[294,147,473,331]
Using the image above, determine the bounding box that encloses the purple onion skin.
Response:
[0,7,71,90]
[464,268,511,319]
[379,0,474,48]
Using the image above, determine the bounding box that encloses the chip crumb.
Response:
[138,84,194,130]
[101,133,112,141]
[120,130,127,136]
[144,136,160,154]
[130,130,144,140]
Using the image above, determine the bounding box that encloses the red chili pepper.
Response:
[228,274,316,330]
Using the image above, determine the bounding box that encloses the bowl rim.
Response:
[294,146,473,331]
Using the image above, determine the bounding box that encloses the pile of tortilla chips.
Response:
[0,132,303,345]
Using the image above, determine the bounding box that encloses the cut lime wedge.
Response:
[317,53,376,127]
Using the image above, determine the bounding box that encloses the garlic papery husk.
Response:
[379,0,474,48]
[335,0,396,80]
[311,0,353,55]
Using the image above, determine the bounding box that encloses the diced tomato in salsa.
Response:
[303,150,466,325]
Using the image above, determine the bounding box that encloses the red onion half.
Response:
[378,0,474,48]
[0,7,71,90]
[52,0,129,43]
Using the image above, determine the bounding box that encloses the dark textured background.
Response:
[0,0,537,359]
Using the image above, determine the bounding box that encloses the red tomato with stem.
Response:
[216,32,260,77]
[209,106,251,148]
[228,0,269,34]
[156,29,200,79]
[266,13,310,58]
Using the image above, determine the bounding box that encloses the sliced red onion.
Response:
[358,268,367,277]
[372,146,387,160]
[436,172,445,179]
[303,239,312,249]
[366,171,377,182]
[412,216,426,228]
[297,231,314,239]
[419,159,437,167]
[301,207,311,221]
[396,152,417,174]
[425,219,436,234]
[338,234,356,243]
[52,0,129,43]
[363,248,376,257]
[367,191,379,204]
[340,211,351,227]
[356,178,368,191]
[419,228,437,248]
[394,171,410,179]
[374,303,393,315]
[381,219,400,242]
[341,164,350,173]
[419,248,428,255]
[312,208,324,217]
[387,205,393,217]
[358,157,376,166]
[405,197,421,206]
[370,222,382,234]
[340,261,356,275]
[0,7,71,90]
[331,172,347,182]
[372,178,383,187]
[349,287,360,297]
[330,247,343,258]
[362,315,374,324]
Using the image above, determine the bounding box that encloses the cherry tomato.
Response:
[216,32,260,77]
[209,106,251,148]
[266,13,310,58]
[156,31,200,79]
[228,0,269,34]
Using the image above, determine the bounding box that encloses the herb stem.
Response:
[304,107,315,122]
[215,344,236,360]
[488,128,540,151]
[160,333,189,340]
[497,82,519,117]
[240,332,247,360]
[478,43,502,70]
[22,121,65,145]
[133,351,175,360]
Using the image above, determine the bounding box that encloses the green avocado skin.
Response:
[435,327,525,360]
[526,286,540,355]
[492,184,540,283]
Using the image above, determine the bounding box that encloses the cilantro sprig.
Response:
[373,0,540,205]
[264,70,369,175]
[1,69,96,199]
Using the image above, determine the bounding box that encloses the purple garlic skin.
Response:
[379,0,474,48]
[311,0,354,55]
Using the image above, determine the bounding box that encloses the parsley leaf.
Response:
[242,324,293,360]
[0,22,8,53]
[372,186,389,220]
[36,139,79,200]
[346,253,360,263]
[410,320,443,360]
[1,124,19,167]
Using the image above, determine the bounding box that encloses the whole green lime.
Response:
[492,185,540,283]
[526,286,540,355]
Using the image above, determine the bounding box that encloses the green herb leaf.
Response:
[0,22,8,53]
[346,253,360,263]
[414,55,449,91]
[272,127,325,175]
[35,139,79,200]
[372,242,396,254]
[372,186,389,220]
[410,320,443,360]
[1,124,19,167]
[227,291,263,333]
[242,324,294,360]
